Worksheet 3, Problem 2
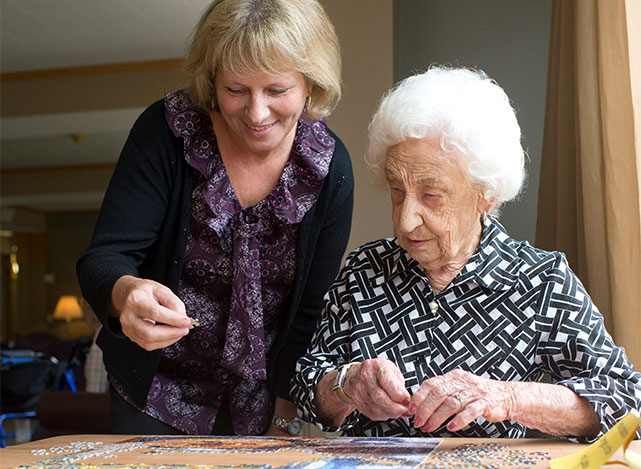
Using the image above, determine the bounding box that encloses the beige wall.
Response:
[0,2,394,340]
[322,0,395,254]
[395,0,551,243]
[1,66,184,117]
[2,1,394,254]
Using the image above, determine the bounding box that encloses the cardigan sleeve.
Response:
[536,254,641,443]
[76,100,178,331]
[271,132,354,399]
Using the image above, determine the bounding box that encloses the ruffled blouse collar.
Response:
[164,90,335,236]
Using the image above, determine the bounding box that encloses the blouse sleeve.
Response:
[536,254,641,443]
[271,134,354,400]
[290,251,362,433]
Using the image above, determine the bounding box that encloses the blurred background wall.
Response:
[0,0,551,342]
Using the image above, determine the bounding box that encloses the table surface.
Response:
[2,434,639,468]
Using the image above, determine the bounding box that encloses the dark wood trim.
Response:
[0,58,184,82]
[0,163,116,174]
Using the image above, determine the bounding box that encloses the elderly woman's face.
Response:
[385,137,485,274]
[214,68,311,157]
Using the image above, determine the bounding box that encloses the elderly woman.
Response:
[292,66,641,442]
[77,0,353,436]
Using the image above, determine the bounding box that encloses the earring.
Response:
[482,211,488,223]
[304,95,311,113]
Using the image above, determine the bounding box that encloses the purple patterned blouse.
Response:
[111,90,335,435]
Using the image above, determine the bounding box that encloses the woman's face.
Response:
[385,137,488,274]
[214,68,311,157]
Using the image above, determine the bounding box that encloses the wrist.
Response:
[332,362,358,406]
[110,275,137,317]
[502,380,519,422]
[271,415,303,436]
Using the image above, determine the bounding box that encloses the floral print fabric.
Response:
[113,90,335,435]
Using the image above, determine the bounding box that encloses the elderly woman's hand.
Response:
[344,357,411,422]
[111,275,191,351]
[409,368,516,432]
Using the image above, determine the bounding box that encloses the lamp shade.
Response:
[53,295,83,322]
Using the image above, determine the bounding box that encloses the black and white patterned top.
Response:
[291,217,641,443]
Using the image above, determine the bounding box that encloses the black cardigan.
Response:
[77,99,354,408]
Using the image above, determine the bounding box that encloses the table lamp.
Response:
[53,295,83,324]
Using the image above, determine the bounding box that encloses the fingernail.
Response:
[402,397,410,406]
[402,412,412,418]
[447,421,457,431]
[414,417,424,428]
[409,403,417,413]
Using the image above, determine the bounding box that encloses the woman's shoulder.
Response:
[501,234,575,287]
[486,220,565,266]
[483,220,573,284]
[323,127,353,180]
[481,227,591,313]
[326,127,349,157]
[130,99,166,130]
[115,96,187,175]
[512,241,594,316]
[127,97,179,145]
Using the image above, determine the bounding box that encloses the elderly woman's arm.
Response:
[538,255,641,442]
[292,257,412,430]
[314,358,410,427]
[410,253,641,442]
[291,249,367,433]
[500,381,599,436]
[313,368,357,427]
[409,368,599,437]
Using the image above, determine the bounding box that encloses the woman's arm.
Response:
[272,135,354,399]
[290,257,359,432]
[506,381,599,436]
[409,369,599,437]
[537,254,641,442]
[77,101,182,332]
[313,359,409,428]
[264,397,300,436]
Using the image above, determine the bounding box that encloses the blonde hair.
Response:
[184,0,341,120]
[365,65,526,205]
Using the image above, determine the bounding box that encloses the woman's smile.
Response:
[213,68,312,157]
[244,121,276,134]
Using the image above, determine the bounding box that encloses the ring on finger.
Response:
[452,392,463,405]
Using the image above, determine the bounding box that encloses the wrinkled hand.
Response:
[409,368,516,432]
[343,358,410,421]
[114,276,191,351]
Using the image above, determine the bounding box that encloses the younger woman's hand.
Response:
[111,275,191,351]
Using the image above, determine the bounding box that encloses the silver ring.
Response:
[452,392,462,405]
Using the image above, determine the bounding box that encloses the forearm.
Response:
[509,381,600,437]
[314,370,356,427]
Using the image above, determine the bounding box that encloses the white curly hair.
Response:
[365,65,526,207]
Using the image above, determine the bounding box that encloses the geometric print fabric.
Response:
[292,218,641,443]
